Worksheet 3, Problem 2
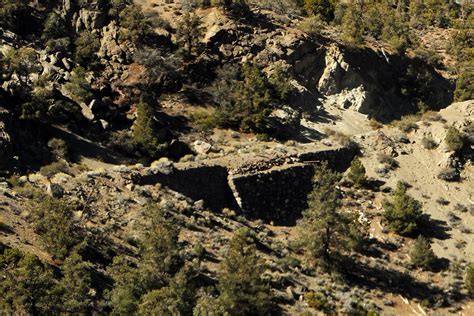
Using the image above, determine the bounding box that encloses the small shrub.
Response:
[435,197,450,205]
[348,157,367,187]
[334,132,350,146]
[410,236,436,271]
[454,66,474,102]
[48,138,69,161]
[107,130,137,155]
[193,242,206,260]
[466,263,474,297]
[7,175,23,188]
[395,115,419,132]
[369,119,383,130]
[297,16,325,38]
[64,67,93,103]
[276,255,301,272]
[304,291,331,311]
[445,126,465,152]
[190,111,216,132]
[464,123,474,145]
[437,167,460,182]
[453,203,468,213]
[377,153,399,170]
[421,136,437,149]
[39,161,70,178]
[422,111,442,122]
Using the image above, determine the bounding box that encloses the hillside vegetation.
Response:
[0,0,473,315]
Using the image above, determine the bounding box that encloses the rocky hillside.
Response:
[0,0,473,315]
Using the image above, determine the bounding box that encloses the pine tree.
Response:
[268,64,293,101]
[218,228,275,315]
[0,0,29,32]
[0,248,57,314]
[58,251,94,313]
[176,12,204,59]
[132,94,169,158]
[107,256,143,315]
[348,157,366,187]
[341,4,364,45]
[64,67,94,103]
[108,205,182,315]
[139,204,182,284]
[304,0,335,22]
[119,4,151,46]
[137,264,198,315]
[298,163,362,263]
[410,236,436,271]
[74,31,100,67]
[2,47,41,89]
[383,182,423,236]
[41,12,69,41]
[214,63,274,133]
[30,197,80,260]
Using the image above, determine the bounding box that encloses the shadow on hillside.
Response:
[361,238,399,259]
[337,256,445,303]
[305,108,340,124]
[231,7,278,32]
[46,125,130,165]
[421,216,452,241]
[270,118,326,143]
[364,179,386,191]
[0,223,15,234]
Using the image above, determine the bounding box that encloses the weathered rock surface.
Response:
[0,107,13,172]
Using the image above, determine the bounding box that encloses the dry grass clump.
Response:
[377,153,399,170]
[324,128,354,147]
[369,119,383,130]
[394,115,419,132]
[39,161,71,178]
[421,136,437,149]
[422,111,443,122]
[190,110,216,132]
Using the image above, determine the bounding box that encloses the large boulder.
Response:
[317,45,364,95]
[98,22,126,62]
[75,9,107,32]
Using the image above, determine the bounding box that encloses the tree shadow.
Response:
[304,107,341,124]
[364,179,386,191]
[203,252,220,264]
[229,7,278,32]
[181,88,215,106]
[360,238,399,259]
[420,215,452,241]
[336,256,445,303]
[45,124,131,165]
[430,257,450,273]
[0,222,15,234]
[269,117,326,143]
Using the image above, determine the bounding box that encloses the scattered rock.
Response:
[47,183,65,198]
[193,140,213,155]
